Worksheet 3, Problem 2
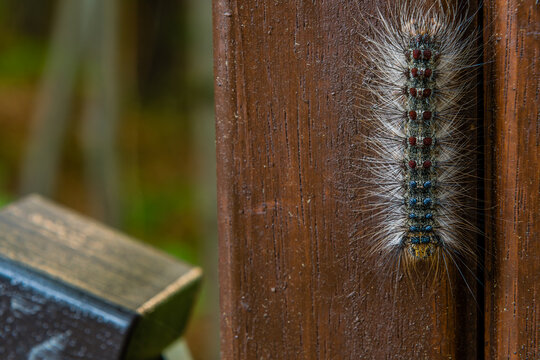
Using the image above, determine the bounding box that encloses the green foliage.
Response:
[0,40,45,81]
[0,165,13,208]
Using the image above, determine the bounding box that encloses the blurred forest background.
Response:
[0,0,218,359]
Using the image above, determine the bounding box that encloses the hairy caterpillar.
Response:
[356,0,482,278]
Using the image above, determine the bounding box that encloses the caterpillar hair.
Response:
[356,0,483,280]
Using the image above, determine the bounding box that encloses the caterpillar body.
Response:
[358,1,481,275]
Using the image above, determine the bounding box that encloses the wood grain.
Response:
[214,1,479,358]
[483,1,540,359]
[0,195,201,359]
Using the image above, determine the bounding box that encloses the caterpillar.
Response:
[356,0,482,278]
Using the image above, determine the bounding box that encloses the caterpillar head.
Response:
[406,234,440,260]
[409,243,436,259]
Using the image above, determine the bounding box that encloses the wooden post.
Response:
[483,1,540,359]
[214,1,482,358]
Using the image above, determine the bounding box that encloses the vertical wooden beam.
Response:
[484,1,540,359]
[214,1,479,358]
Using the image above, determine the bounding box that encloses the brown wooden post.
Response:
[483,1,540,359]
[214,1,482,358]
